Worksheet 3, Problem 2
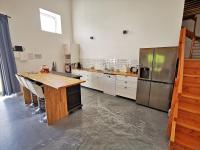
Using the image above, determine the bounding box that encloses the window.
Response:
[39,8,62,34]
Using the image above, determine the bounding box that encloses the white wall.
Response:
[0,0,72,72]
[72,0,185,62]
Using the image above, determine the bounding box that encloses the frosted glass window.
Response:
[39,8,62,34]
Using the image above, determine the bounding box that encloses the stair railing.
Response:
[168,28,186,145]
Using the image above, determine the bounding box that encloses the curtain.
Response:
[0,14,20,95]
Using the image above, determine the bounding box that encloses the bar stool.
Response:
[15,74,25,87]
[15,75,47,122]
[20,76,35,108]
[26,80,47,123]
[33,83,46,123]
[25,79,41,114]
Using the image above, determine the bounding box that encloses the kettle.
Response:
[130,66,138,73]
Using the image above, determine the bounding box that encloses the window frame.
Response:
[39,8,62,34]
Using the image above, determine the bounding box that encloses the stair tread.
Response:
[184,68,200,74]
[175,126,200,149]
[185,59,200,61]
[179,101,200,115]
[176,120,200,134]
[173,141,197,150]
[183,82,200,87]
[181,94,200,101]
[184,59,200,69]
[175,132,200,149]
[184,74,200,78]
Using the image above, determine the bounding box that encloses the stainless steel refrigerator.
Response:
[136,47,177,112]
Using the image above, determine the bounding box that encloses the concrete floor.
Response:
[0,88,168,150]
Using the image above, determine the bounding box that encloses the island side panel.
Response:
[23,87,31,104]
[44,86,68,125]
[67,84,82,112]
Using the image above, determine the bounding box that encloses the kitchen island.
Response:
[50,71,82,112]
[18,72,85,125]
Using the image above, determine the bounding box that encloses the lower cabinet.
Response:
[116,75,137,100]
[72,70,104,90]
[90,72,104,91]
[102,74,116,96]
[72,69,138,100]
[72,70,91,87]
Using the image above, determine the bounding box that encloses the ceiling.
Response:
[183,0,200,20]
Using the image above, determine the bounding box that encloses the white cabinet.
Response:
[116,75,137,100]
[72,70,90,87]
[72,69,138,99]
[102,74,116,96]
[72,70,103,91]
[90,72,104,91]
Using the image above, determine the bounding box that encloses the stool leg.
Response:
[39,113,47,123]
[43,115,47,123]
[28,93,34,108]
[39,99,47,123]
[33,97,41,114]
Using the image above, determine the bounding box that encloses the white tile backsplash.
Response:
[80,58,138,72]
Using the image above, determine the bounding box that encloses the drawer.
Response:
[116,75,137,82]
[116,86,137,100]
[116,80,137,88]
[102,74,116,95]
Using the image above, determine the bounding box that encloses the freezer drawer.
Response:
[136,79,150,106]
[152,47,177,83]
[149,82,173,111]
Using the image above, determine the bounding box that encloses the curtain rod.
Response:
[0,13,11,18]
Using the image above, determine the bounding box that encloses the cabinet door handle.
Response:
[124,81,127,83]
[124,86,127,89]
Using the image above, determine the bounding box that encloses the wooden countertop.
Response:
[19,72,85,89]
[73,69,138,77]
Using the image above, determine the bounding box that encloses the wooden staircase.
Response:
[172,59,200,149]
[168,28,200,150]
